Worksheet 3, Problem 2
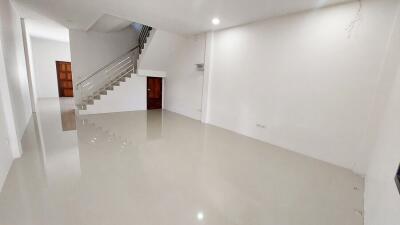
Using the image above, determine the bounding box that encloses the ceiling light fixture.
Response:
[197,212,204,221]
[212,18,220,25]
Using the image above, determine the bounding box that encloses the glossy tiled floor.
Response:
[0,98,364,225]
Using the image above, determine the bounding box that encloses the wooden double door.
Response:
[56,61,74,97]
[147,77,162,110]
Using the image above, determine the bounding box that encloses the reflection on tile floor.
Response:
[59,97,76,131]
[0,98,364,225]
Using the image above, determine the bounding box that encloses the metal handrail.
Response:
[76,25,153,107]
[139,25,152,51]
[76,45,140,87]
[76,25,152,88]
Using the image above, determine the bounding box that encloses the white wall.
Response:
[0,54,14,191]
[24,25,38,109]
[69,27,139,83]
[364,62,400,225]
[202,0,400,174]
[363,1,400,224]
[21,19,37,112]
[80,75,147,115]
[164,34,206,120]
[0,0,32,147]
[137,29,206,120]
[31,37,71,98]
[138,29,183,72]
[0,0,33,190]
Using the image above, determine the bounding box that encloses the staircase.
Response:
[76,25,153,110]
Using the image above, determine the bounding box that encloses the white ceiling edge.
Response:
[12,0,356,35]
[98,0,357,35]
[12,1,70,43]
[25,19,70,43]
[201,0,359,34]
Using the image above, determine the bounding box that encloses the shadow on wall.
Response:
[396,164,400,195]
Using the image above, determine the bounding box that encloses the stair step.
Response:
[106,85,114,91]
[93,95,101,100]
[76,104,87,110]
[83,99,94,105]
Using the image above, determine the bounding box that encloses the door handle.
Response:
[147,89,151,91]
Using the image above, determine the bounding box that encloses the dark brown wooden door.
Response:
[147,77,162,110]
[56,61,74,97]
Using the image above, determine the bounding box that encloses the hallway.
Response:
[0,99,364,225]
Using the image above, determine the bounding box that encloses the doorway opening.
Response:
[147,77,162,110]
[56,61,74,97]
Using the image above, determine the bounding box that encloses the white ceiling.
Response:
[13,3,69,42]
[88,14,133,33]
[13,0,354,34]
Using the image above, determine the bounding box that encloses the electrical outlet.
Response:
[256,123,266,129]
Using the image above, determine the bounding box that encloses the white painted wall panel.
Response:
[164,34,206,120]
[364,65,400,225]
[0,67,13,192]
[204,0,399,173]
[31,37,71,98]
[0,0,32,190]
[364,1,400,224]
[138,29,182,72]
[0,0,32,144]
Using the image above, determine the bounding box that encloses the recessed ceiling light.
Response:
[197,212,204,221]
[212,18,220,25]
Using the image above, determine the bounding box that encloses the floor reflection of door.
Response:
[146,110,162,140]
[35,98,81,186]
[56,61,74,97]
[59,98,76,131]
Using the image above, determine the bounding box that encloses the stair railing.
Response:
[139,25,152,53]
[75,25,153,108]
[75,46,140,106]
